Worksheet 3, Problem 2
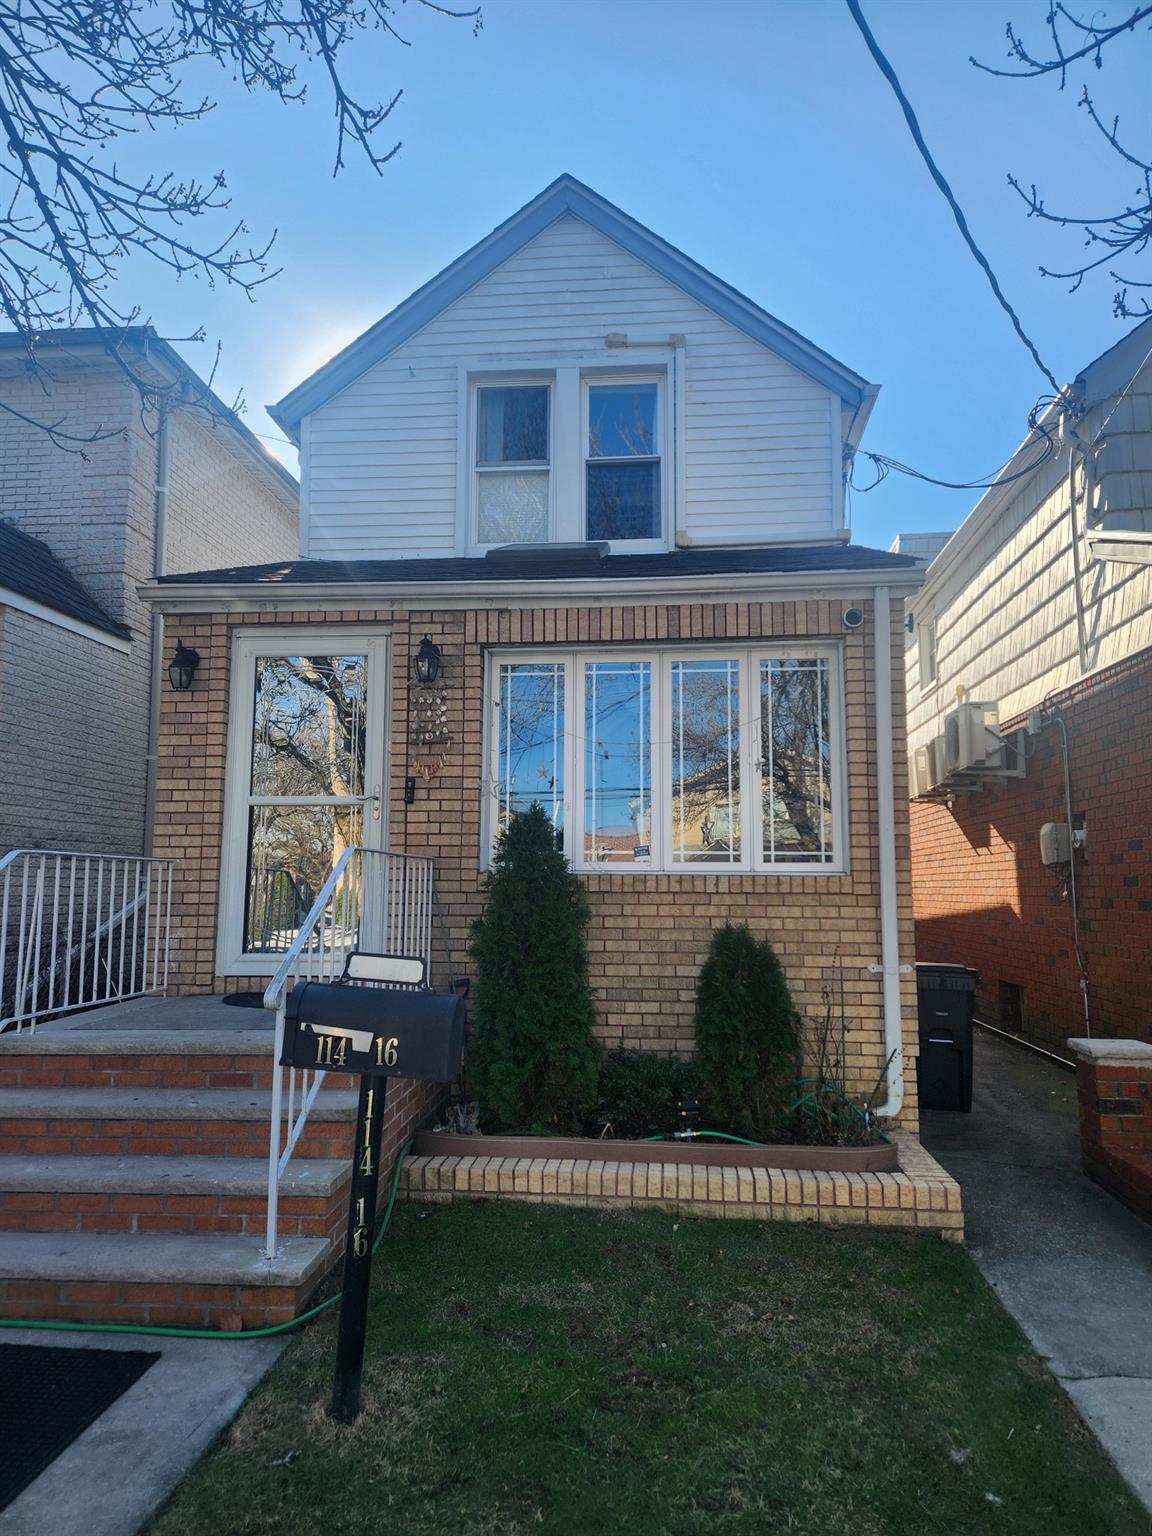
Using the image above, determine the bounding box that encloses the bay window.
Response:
[487,646,843,872]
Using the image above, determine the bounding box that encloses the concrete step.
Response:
[0,1086,359,1160]
[0,1030,358,1093]
[0,1155,351,1238]
[0,1229,332,1327]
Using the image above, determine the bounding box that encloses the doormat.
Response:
[220,991,266,1008]
[0,1343,160,1511]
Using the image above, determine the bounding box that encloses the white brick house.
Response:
[0,328,298,856]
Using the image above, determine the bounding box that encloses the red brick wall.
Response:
[911,647,1152,1056]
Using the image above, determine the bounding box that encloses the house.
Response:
[142,172,924,1099]
[0,328,299,860]
[0,178,952,1330]
[905,317,1152,1060]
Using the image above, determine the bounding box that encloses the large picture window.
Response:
[487,647,844,873]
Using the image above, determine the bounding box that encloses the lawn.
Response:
[149,1201,1150,1536]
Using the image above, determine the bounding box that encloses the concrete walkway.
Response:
[922,1029,1152,1512]
[0,1328,282,1536]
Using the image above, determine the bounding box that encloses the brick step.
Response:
[0,1155,350,1238]
[0,1030,358,1093]
[0,1087,359,1160]
[0,1230,332,1328]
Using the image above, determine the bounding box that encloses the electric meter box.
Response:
[1039,822,1071,865]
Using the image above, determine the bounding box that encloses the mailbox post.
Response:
[281,953,465,1424]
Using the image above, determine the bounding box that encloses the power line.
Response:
[845,0,1062,395]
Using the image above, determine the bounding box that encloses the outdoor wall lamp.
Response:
[167,638,201,692]
[411,634,443,687]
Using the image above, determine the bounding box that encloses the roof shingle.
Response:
[0,521,133,640]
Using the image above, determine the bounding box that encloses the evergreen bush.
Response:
[469,804,601,1131]
[596,1049,701,1139]
[694,923,800,1139]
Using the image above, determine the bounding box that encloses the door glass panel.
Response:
[495,661,565,846]
[761,658,833,863]
[583,661,651,864]
[244,804,363,954]
[670,659,742,864]
[250,655,367,797]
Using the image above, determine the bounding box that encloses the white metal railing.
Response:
[0,850,177,1033]
[262,846,435,1259]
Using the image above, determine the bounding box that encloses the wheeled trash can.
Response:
[915,963,978,1112]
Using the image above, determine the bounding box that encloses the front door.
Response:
[219,632,389,973]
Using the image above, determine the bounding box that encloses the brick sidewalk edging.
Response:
[399,1131,964,1240]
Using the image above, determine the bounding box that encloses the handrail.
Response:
[261,846,435,1259]
[1,850,176,1033]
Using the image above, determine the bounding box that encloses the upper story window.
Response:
[586,380,662,542]
[475,384,551,545]
[918,616,937,689]
[465,361,670,554]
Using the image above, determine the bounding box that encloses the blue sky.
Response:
[116,0,1148,550]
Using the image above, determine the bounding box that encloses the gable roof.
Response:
[269,174,877,442]
[0,520,133,641]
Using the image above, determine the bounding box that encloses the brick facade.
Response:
[152,592,921,1130]
[1069,1040,1152,1221]
[911,645,1152,1056]
[0,355,297,856]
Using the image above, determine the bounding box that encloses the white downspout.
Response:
[143,406,172,856]
[871,585,905,1118]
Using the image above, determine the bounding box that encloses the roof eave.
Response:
[139,564,923,614]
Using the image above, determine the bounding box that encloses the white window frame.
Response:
[217,629,391,976]
[483,643,847,875]
[468,374,555,553]
[581,371,667,553]
[918,616,937,690]
[460,354,675,555]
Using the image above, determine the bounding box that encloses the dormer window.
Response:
[585,379,661,541]
[475,383,551,545]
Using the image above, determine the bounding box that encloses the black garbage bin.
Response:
[915,963,979,1112]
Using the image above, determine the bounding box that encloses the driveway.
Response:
[922,1028,1152,1512]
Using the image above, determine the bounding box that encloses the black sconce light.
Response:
[167,638,201,692]
[411,634,443,687]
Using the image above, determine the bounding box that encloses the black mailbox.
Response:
[282,980,464,1083]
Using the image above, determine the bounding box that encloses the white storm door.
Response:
[218,632,389,974]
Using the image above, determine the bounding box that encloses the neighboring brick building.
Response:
[0,328,298,857]
[905,318,1152,1058]
[141,176,926,1130]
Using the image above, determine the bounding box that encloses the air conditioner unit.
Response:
[944,702,1002,774]
[909,737,951,800]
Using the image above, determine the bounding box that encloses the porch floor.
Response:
[28,995,273,1034]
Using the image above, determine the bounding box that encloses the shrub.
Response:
[469,804,601,1132]
[596,1049,701,1139]
[694,923,800,1139]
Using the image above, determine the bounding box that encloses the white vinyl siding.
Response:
[302,215,842,559]
[905,345,1152,752]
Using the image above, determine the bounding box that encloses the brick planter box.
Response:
[1068,1037,1152,1221]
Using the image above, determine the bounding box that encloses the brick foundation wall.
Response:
[153,594,919,1129]
[1069,1039,1152,1220]
[911,647,1152,1056]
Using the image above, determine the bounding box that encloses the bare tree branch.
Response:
[0,0,481,435]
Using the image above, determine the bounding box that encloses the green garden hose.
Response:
[0,1141,413,1343]
[640,1130,764,1146]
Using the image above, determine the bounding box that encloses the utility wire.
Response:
[845,0,1062,396]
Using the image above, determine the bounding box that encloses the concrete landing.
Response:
[27,995,273,1033]
[922,1028,1152,1513]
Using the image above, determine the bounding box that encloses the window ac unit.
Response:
[943,702,1002,774]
